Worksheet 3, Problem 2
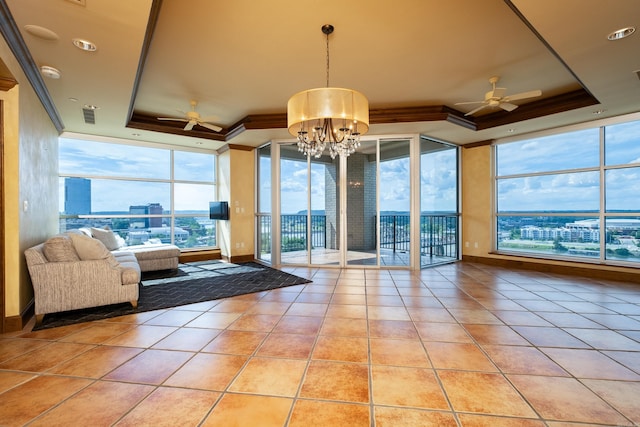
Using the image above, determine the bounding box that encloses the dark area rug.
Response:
[34,261,312,330]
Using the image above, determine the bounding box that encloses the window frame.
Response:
[58,134,219,251]
[493,112,640,268]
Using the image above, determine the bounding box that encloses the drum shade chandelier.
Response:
[287,24,369,159]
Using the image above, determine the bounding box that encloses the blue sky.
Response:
[497,121,640,212]
[62,118,639,215]
[59,138,215,213]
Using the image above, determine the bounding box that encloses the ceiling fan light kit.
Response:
[287,24,369,159]
[456,76,542,116]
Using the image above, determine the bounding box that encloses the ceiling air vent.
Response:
[82,107,95,124]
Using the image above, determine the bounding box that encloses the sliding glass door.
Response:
[376,139,412,267]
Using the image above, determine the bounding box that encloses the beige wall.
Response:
[461,145,493,256]
[217,146,255,260]
[1,39,59,321]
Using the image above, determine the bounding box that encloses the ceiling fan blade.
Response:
[197,122,222,132]
[504,89,542,102]
[464,104,489,116]
[455,100,484,106]
[183,120,196,131]
[158,117,188,122]
[499,102,518,112]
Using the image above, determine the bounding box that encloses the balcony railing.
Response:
[378,214,458,258]
[280,214,326,252]
[258,213,458,258]
[257,214,327,253]
[418,214,459,258]
[379,215,410,252]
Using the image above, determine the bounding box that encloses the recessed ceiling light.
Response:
[131,133,141,137]
[507,128,515,133]
[72,38,97,51]
[593,109,606,115]
[68,97,78,102]
[83,104,100,110]
[607,26,635,41]
[40,65,61,79]
[24,24,59,40]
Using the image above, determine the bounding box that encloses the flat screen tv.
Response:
[209,201,229,220]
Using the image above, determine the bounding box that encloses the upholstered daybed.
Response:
[24,228,180,325]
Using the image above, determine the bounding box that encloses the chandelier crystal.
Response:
[287,25,369,159]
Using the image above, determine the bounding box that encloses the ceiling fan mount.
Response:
[456,76,542,116]
[157,100,223,132]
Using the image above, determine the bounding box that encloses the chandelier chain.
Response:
[325,30,330,87]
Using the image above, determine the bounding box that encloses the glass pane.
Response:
[258,145,272,214]
[420,140,457,213]
[606,167,640,212]
[420,138,459,267]
[174,183,215,212]
[174,151,215,182]
[497,171,600,213]
[257,214,272,263]
[60,177,170,214]
[59,138,170,179]
[497,215,600,259]
[346,139,378,266]
[605,120,640,166]
[310,155,337,265]
[174,216,217,249]
[496,128,599,176]
[376,139,411,267]
[280,143,308,264]
[605,217,640,263]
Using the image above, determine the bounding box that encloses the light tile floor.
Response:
[1,262,640,426]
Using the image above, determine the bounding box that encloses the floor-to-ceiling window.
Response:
[495,114,640,266]
[58,136,218,250]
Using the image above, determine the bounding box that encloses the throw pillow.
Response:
[91,226,121,251]
[42,234,80,262]
[69,233,119,268]
[115,234,126,249]
[78,227,93,237]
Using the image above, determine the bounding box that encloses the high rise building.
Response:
[64,177,91,214]
[148,203,163,227]
[129,203,164,228]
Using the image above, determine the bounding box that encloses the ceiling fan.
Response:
[157,100,223,132]
[455,76,542,116]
